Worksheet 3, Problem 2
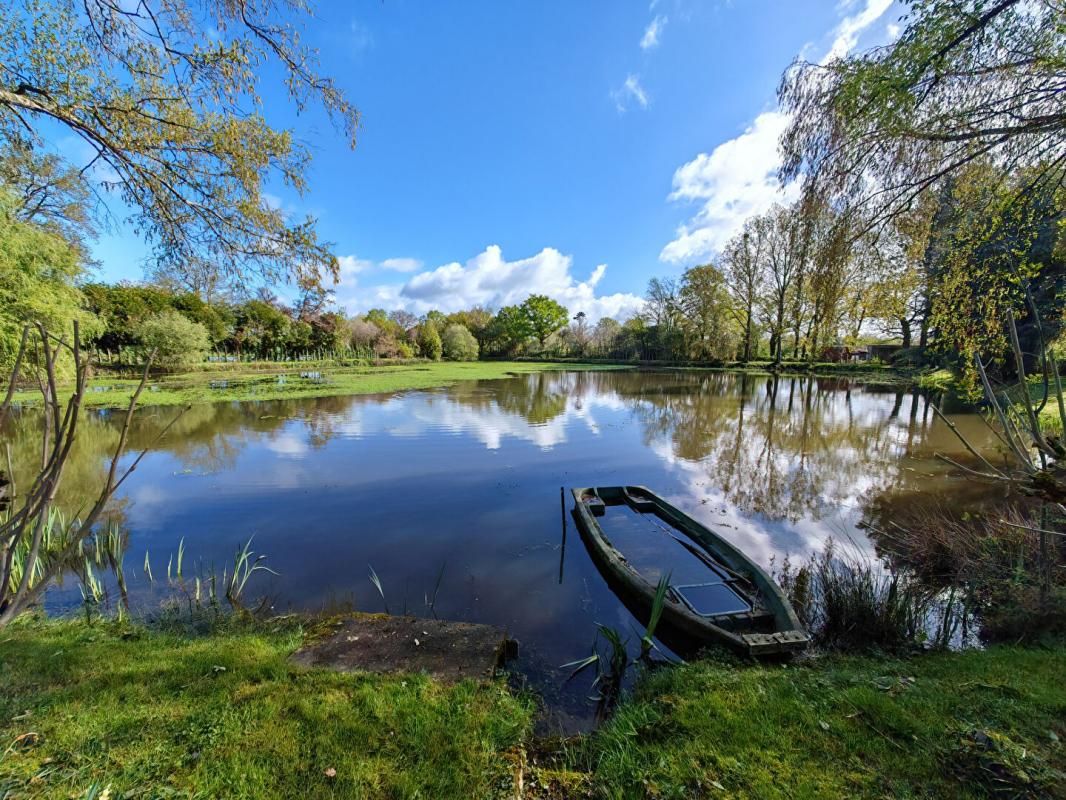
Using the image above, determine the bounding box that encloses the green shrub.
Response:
[418,323,442,361]
[441,323,479,361]
[917,368,954,392]
[134,309,210,367]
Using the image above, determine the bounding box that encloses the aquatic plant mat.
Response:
[291,613,510,683]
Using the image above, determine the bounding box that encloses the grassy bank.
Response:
[561,647,1066,799]
[0,616,531,799]
[11,360,627,409]
[2,618,1063,799]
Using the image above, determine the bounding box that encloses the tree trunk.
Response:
[743,300,753,362]
[900,317,912,348]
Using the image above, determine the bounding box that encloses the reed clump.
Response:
[773,540,963,652]
[874,506,1066,644]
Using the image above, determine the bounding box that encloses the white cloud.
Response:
[612,74,649,112]
[264,431,309,457]
[380,257,423,273]
[337,255,421,279]
[640,15,667,50]
[339,245,645,323]
[824,0,893,62]
[659,0,894,264]
[660,111,798,263]
[337,255,375,279]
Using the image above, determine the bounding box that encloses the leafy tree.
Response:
[779,0,1064,228]
[348,318,380,352]
[171,292,229,346]
[591,317,622,351]
[286,320,313,355]
[0,190,91,370]
[446,307,494,346]
[0,144,97,258]
[82,283,176,352]
[134,310,210,367]
[0,0,359,289]
[417,323,442,361]
[308,311,348,353]
[678,264,741,361]
[374,333,409,359]
[926,165,1065,391]
[365,309,396,332]
[865,204,936,349]
[441,323,479,361]
[754,205,806,362]
[490,305,534,353]
[424,310,448,328]
[232,300,290,359]
[520,294,568,346]
[722,223,766,361]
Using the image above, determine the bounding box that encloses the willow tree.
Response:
[0,0,359,293]
[0,189,94,370]
[779,0,1065,226]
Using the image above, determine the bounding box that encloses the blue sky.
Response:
[87,0,899,320]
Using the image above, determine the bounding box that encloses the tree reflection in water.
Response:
[3,368,1005,611]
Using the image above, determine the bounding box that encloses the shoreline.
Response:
[7,357,922,411]
[2,614,1062,798]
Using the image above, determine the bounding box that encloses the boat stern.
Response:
[741,629,810,656]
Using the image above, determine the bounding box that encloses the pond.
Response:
[12,369,999,732]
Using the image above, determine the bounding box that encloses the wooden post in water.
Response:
[559,486,567,585]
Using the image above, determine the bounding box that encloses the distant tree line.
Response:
[560,177,1063,372]
[12,279,583,368]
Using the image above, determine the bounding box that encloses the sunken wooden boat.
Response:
[571,486,809,656]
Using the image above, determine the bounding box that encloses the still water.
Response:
[17,369,998,731]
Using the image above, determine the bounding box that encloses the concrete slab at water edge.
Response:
[290,614,512,683]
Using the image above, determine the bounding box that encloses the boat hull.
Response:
[571,486,809,656]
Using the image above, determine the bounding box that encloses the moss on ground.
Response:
[2,618,1063,799]
[10,360,628,409]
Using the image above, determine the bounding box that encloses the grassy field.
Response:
[1,617,1062,799]
[10,360,627,409]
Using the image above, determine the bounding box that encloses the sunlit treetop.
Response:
[0,0,359,293]
[778,0,1066,226]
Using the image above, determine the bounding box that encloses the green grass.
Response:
[2,618,1064,799]
[568,647,1066,800]
[11,360,628,409]
[0,616,531,799]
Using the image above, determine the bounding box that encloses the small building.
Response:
[820,345,869,363]
[868,344,904,362]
